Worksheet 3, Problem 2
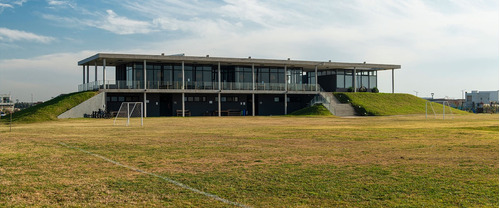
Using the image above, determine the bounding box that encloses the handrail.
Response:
[79,81,319,92]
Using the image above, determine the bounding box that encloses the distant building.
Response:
[0,94,14,113]
[465,90,499,113]
[425,98,465,109]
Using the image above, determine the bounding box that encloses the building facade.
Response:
[465,90,499,112]
[78,53,401,117]
[0,94,14,113]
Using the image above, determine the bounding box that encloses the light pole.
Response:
[431,93,434,100]
[413,91,419,97]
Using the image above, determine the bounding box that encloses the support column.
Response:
[315,65,318,91]
[284,94,288,115]
[143,92,147,118]
[94,61,97,82]
[218,62,221,117]
[353,67,356,92]
[86,65,89,84]
[252,64,255,90]
[284,65,288,115]
[144,60,147,89]
[218,62,221,91]
[252,93,255,116]
[284,65,288,91]
[218,93,221,117]
[182,61,185,90]
[392,69,395,94]
[82,65,85,85]
[143,60,147,118]
[103,59,106,89]
[182,93,185,117]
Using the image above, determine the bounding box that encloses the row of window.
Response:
[107,96,140,102]
[121,63,306,85]
[119,63,378,89]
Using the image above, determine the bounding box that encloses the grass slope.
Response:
[334,92,468,116]
[288,104,332,116]
[2,91,98,123]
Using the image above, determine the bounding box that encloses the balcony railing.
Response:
[79,81,318,92]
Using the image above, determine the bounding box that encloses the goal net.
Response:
[114,102,144,126]
[426,101,454,119]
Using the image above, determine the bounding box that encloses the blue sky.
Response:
[0,0,498,102]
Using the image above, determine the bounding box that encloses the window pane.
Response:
[345,74,352,88]
[173,65,182,82]
[362,76,368,88]
[163,65,172,82]
[369,76,377,88]
[337,74,345,88]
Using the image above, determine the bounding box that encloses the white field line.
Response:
[59,142,251,208]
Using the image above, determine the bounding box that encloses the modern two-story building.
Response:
[77,53,401,117]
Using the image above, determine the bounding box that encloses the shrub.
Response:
[358,86,368,92]
[371,87,379,93]
[347,87,354,92]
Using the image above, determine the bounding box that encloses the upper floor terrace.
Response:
[78,53,401,94]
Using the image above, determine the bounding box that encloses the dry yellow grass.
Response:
[0,114,498,207]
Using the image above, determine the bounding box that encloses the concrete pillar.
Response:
[103,59,106,89]
[315,65,318,91]
[284,65,288,91]
[86,65,89,84]
[182,61,185,90]
[252,64,255,90]
[144,92,147,118]
[82,65,85,85]
[144,60,147,89]
[182,93,185,117]
[218,93,221,117]
[392,69,395,94]
[353,67,356,92]
[94,61,97,82]
[252,93,255,116]
[218,62,221,90]
[284,94,287,115]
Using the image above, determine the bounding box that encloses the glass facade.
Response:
[117,62,378,91]
[309,69,377,90]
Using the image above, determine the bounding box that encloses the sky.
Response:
[0,0,498,102]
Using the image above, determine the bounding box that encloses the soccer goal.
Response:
[426,101,454,119]
[114,102,144,126]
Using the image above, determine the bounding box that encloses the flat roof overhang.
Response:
[78,53,401,71]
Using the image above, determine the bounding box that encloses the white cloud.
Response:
[0,27,55,43]
[96,10,154,35]
[0,2,13,13]
[12,0,27,6]
[46,0,75,9]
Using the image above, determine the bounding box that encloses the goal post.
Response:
[426,101,454,119]
[114,102,144,126]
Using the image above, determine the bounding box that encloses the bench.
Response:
[176,110,191,116]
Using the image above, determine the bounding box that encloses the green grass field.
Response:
[0,114,498,207]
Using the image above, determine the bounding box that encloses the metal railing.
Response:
[79,81,319,92]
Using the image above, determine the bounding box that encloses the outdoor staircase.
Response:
[311,92,356,117]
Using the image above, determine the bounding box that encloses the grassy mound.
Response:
[2,91,98,123]
[334,92,468,116]
[288,104,332,116]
